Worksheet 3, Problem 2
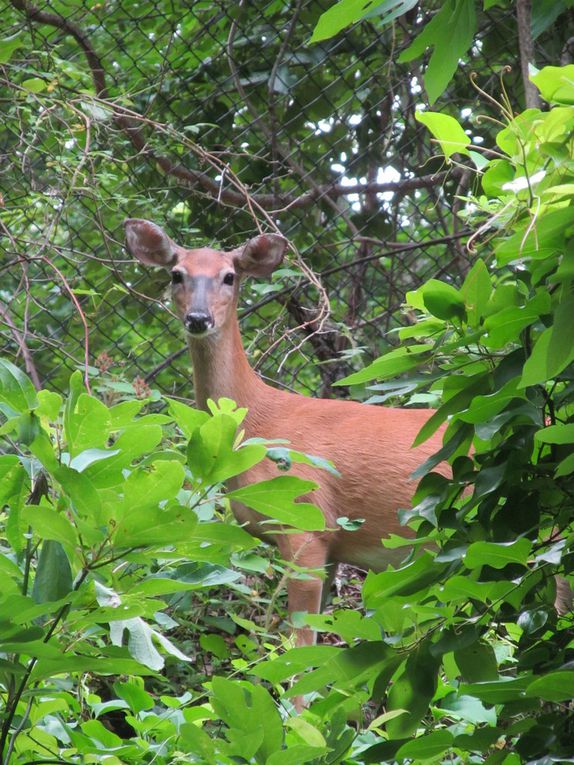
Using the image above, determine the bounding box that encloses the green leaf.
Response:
[66,393,111,457]
[458,378,523,424]
[416,111,471,158]
[519,327,552,387]
[387,641,440,737]
[0,33,25,64]
[525,671,574,701]
[546,292,574,378]
[531,64,574,105]
[461,258,492,325]
[398,0,476,104]
[464,539,532,569]
[310,0,418,43]
[335,344,432,386]
[362,552,446,605]
[114,680,154,713]
[455,641,498,682]
[22,505,79,550]
[0,358,38,414]
[421,279,466,321]
[210,677,283,763]
[22,77,47,93]
[166,397,209,438]
[187,413,265,485]
[36,390,62,421]
[396,730,454,760]
[228,476,325,531]
[251,645,339,682]
[535,423,574,444]
[460,676,531,704]
[32,541,73,603]
[495,208,574,265]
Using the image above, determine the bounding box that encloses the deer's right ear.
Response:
[124,219,179,268]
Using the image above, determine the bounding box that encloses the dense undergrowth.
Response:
[1,65,574,764]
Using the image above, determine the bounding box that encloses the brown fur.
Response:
[125,220,446,647]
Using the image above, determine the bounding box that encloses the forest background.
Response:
[1,1,574,764]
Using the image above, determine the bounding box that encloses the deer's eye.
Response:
[223,272,235,286]
[171,270,184,285]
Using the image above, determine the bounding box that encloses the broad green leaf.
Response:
[267,745,329,765]
[36,390,62,421]
[455,641,498,682]
[396,730,454,760]
[0,358,38,413]
[166,397,209,438]
[496,208,574,265]
[0,33,25,64]
[519,327,552,387]
[305,609,382,642]
[229,476,324,531]
[460,676,531,703]
[110,616,191,670]
[310,0,418,43]
[114,680,155,713]
[84,424,163,488]
[387,641,440,737]
[251,645,339,682]
[362,552,446,605]
[285,717,326,748]
[66,393,111,457]
[458,378,523,424]
[288,641,399,698]
[335,344,432,386]
[187,413,265,485]
[32,540,73,603]
[398,0,476,104]
[440,693,497,725]
[416,111,471,158]
[122,460,185,514]
[464,539,532,569]
[547,292,574,378]
[266,447,340,476]
[483,305,543,349]
[22,505,79,550]
[0,455,27,505]
[525,670,574,701]
[535,423,574,444]
[22,77,47,93]
[108,399,146,429]
[461,258,492,325]
[210,677,283,762]
[421,279,466,321]
[30,655,157,682]
[531,64,574,105]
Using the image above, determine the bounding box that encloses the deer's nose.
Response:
[185,312,214,335]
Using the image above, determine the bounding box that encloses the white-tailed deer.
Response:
[124,219,447,646]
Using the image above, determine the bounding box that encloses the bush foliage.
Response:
[1,64,574,763]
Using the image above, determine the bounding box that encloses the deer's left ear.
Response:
[233,234,287,277]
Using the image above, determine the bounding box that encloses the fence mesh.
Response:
[1,0,571,401]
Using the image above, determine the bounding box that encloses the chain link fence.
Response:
[1,0,570,401]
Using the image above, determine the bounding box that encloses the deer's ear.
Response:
[124,219,180,268]
[233,234,287,277]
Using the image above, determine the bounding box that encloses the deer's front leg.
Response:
[279,533,330,647]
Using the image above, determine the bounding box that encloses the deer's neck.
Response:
[188,319,265,412]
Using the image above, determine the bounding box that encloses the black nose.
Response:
[185,312,214,334]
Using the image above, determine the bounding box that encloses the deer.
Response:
[124,218,448,648]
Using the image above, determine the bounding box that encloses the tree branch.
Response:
[516,0,542,109]
[10,0,458,211]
